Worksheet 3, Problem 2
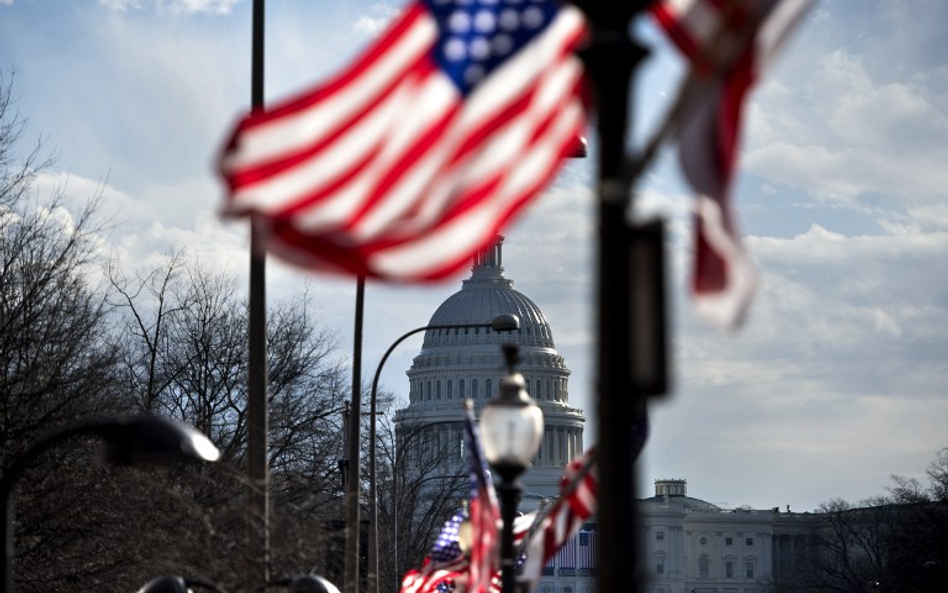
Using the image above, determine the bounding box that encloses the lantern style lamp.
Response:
[480,343,544,593]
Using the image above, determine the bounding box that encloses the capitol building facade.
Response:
[393,236,812,593]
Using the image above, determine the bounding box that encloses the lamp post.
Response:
[1,415,220,593]
[479,343,544,593]
[367,314,520,593]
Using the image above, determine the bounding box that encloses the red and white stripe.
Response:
[649,0,814,329]
[521,447,598,585]
[219,0,588,281]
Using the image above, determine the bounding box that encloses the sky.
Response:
[1,0,946,514]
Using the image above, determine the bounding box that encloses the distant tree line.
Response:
[0,70,456,593]
[774,448,948,593]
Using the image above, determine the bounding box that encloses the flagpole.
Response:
[343,276,365,593]
[570,3,660,593]
[247,0,270,590]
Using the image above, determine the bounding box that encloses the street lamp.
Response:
[136,576,228,593]
[1,415,220,593]
[268,574,343,593]
[367,314,520,593]
[479,343,544,593]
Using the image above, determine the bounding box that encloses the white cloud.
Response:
[96,0,241,13]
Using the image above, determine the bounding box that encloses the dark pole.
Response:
[247,0,270,590]
[494,468,521,593]
[343,276,365,593]
[570,3,654,593]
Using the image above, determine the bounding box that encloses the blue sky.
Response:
[2,0,946,513]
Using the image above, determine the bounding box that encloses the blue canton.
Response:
[430,509,467,564]
[424,0,558,95]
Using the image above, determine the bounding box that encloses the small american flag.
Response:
[464,400,500,593]
[520,446,598,584]
[648,0,815,329]
[400,510,469,593]
[218,0,588,281]
[521,409,648,586]
[398,452,536,593]
[577,528,596,569]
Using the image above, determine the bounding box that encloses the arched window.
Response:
[472,379,478,399]
[436,380,442,399]
[699,554,710,578]
[459,379,465,399]
[536,380,542,400]
[485,379,492,398]
[447,380,453,399]
[426,381,432,400]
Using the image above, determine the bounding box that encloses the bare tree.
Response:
[374,416,469,592]
[782,450,948,593]
[0,68,135,592]
[107,252,351,591]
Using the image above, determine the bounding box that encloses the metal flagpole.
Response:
[344,276,365,593]
[247,0,270,590]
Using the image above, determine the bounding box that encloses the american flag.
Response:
[577,528,596,570]
[400,510,470,593]
[218,0,588,281]
[520,446,598,584]
[648,0,814,329]
[464,400,500,593]
[398,470,536,593]
[521,409,648,586]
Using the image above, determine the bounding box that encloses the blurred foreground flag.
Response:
[218,0,589,281]
[649,0,814,329]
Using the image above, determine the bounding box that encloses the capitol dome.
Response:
[422,238,555,350]
[394,236,585,501]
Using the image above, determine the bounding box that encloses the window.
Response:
[459,379,465,399]
[725,537,733,546]
[698,554,709,578]
[699,536,708,546]
[656,531,664,541]
[472,379,478,399]
[447,380,453,399]
[745,537,754,546]
[436,380,441,399]
[486,378,492,398]
[725,560,734,578]
[655,558,664,574]
[745,560,755,579]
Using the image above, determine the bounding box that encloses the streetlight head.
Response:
[490,314,520,332]
[480,345,543,475]
[270,575,341,593]
[99,416,221,465]
[136,576,227,593]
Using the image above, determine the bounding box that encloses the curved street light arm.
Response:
[367,315,519,593]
